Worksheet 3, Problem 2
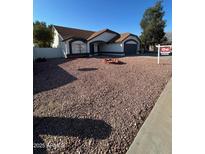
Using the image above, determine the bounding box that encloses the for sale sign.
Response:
[156,44,172,64]
[160,46,172,55]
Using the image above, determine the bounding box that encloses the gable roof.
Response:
[53,25,95,41]
[114,33,130,42]
[53,25,140,43]
[87,29,119,41]
[114,33,140,43]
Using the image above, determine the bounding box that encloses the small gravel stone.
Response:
[33,56,172,154]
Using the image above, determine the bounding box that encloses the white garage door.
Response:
[72,41,87,54]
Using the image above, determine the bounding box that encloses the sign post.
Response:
[155,44,160,64]
[157,44,160,64]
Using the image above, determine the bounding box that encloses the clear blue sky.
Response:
[33,0,172,35]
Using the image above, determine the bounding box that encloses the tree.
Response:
[140,1,166,50]
[33,21,54,47]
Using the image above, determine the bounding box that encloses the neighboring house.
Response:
[163,32,172,45]
[52,25,141,57]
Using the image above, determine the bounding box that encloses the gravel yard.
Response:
[33,56,172,154]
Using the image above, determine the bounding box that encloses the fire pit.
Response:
[103,58,125,65]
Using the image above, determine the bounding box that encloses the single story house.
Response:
[52,25,141,57]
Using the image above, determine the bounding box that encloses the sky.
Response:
[33,0,172,35]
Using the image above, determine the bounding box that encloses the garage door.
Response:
[124,44,138,55]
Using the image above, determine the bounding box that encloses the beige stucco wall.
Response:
[51,27,68,57]
[52,28,63,48]
[87,32,117,52]
[89,32,117,43]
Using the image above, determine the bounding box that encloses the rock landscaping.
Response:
[33,56,172,154]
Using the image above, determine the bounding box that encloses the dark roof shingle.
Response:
[114,33,140,43]
[53,25,140,43]
[87,29,119,41]
[53,25,95,41]
[114,33,130,43]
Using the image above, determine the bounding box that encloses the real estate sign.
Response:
[160,46,172,55]
[156,44,172,64]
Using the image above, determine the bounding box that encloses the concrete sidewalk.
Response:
[126,79,172,154]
